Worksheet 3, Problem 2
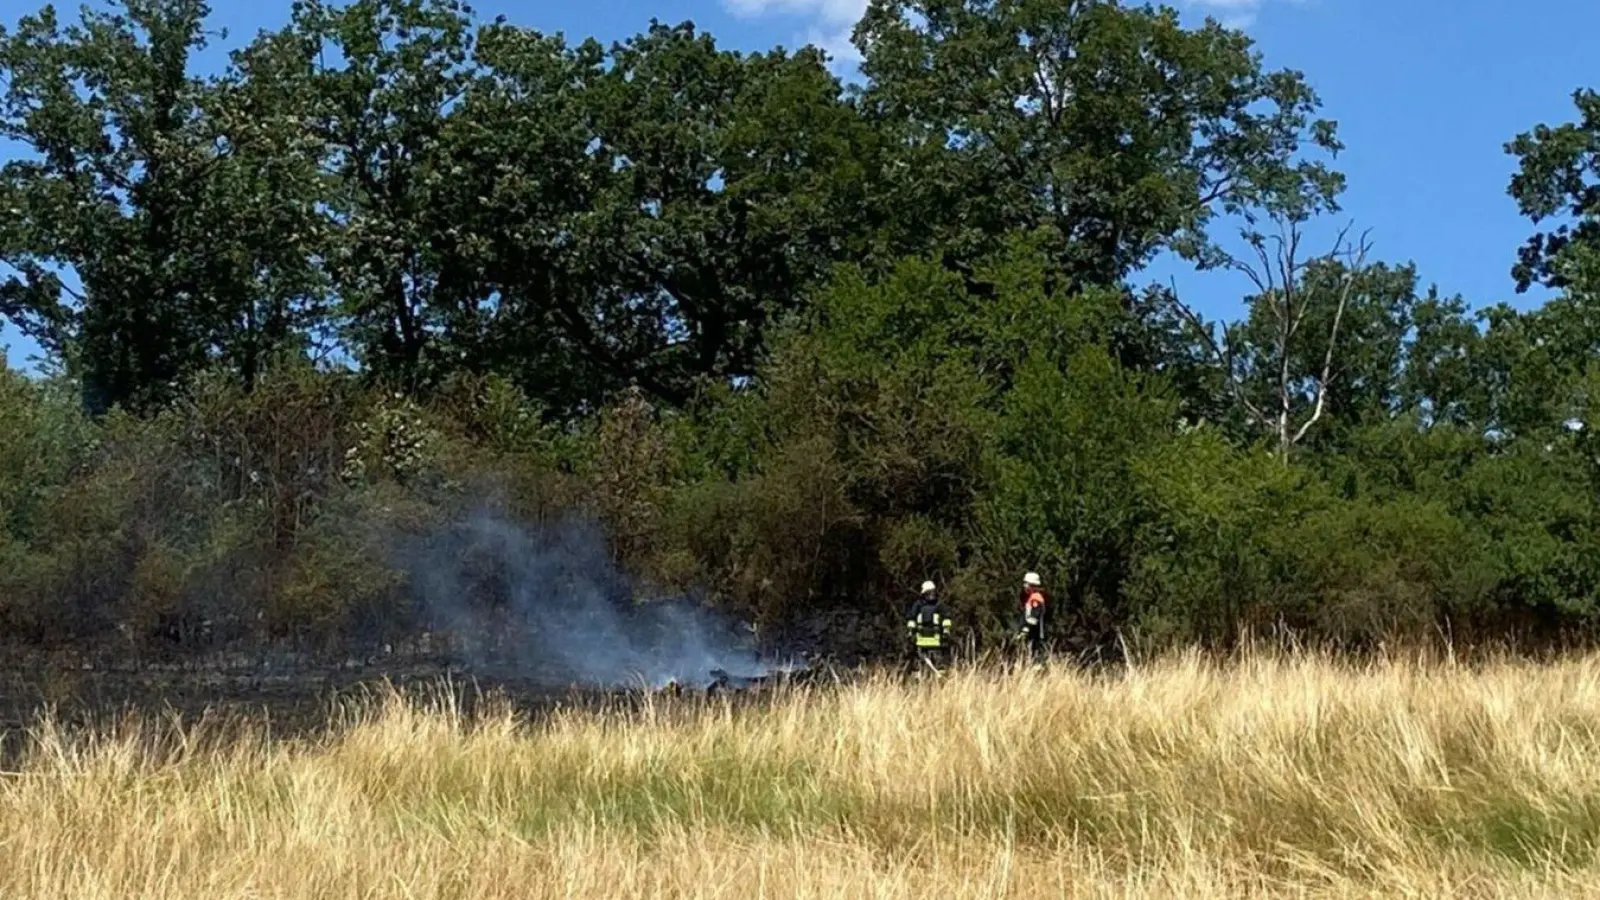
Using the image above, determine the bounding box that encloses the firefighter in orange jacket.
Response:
[1017,571,1047,664]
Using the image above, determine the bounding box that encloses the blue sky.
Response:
[3,0,1597,370]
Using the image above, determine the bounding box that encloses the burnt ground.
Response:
[0,603,925,765]
[0,651,849,768]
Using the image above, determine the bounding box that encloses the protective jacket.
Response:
[1019,587,1047,638]
[907,598,952,648]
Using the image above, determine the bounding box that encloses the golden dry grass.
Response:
[4,651,1600,898]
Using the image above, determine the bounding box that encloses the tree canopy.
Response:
[1,0,1598,662]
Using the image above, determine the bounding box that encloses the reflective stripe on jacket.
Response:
[908,603,951,647]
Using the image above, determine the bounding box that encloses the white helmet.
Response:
[1023,572,1041,587]
[920,580,936,594]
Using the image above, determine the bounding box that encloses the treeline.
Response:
[1,0,1599,662]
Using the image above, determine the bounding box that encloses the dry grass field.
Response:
[3,651,1600,898]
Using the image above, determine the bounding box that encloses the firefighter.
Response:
[1017,571,1047,665]
[906,580,952,673]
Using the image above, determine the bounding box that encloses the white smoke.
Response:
[394,508,790,689]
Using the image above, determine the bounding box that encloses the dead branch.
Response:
[1290,228,1373,447]
[1165,276,1267,426]
[1165,216,1376,461]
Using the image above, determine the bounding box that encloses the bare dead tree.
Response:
[1168,218,1374,463]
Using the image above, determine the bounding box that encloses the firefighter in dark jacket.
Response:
[1017,571,1047,665]
[907,580,952,671]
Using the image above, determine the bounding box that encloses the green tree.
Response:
[202,23,334,389]
[459,20,875,411]
[979,340,1177,651]
[1467,295,1600,441]
[0,0,307,413]
[853,0,1344,290]
[250,0,483,393]
[0,366,96,543]
[1498,86,1600,441]
[1508,87,1600,294]
[1399,287,1482,430]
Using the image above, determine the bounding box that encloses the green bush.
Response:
[7,241,1600,663]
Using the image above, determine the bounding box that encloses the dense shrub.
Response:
[7,249,1600,663]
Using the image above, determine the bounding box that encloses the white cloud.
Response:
[725,0,1300,69]
[1182,0,1307,30]
[724,0,867,68]
[726,0,866,21]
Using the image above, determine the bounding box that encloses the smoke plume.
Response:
[394,507,793,689]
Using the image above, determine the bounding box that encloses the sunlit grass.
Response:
[4,651,1600,897]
